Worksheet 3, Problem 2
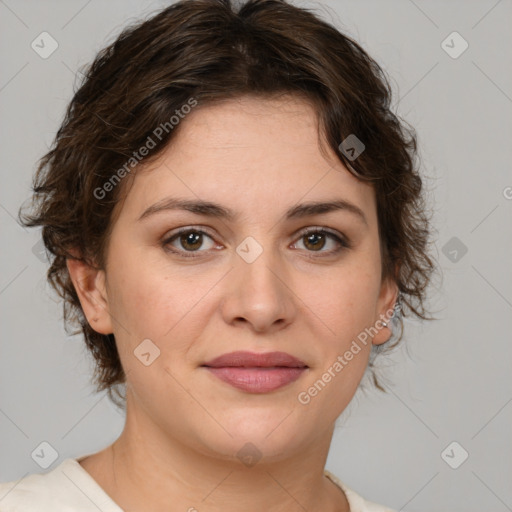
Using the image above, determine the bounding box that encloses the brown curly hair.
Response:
[19,0,436,407]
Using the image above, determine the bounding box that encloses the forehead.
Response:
[116,94,377,225]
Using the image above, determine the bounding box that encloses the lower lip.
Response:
[204,367,307,393]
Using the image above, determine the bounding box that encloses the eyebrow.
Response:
[138,197,368,226]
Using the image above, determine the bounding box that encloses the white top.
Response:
[0,458,395,512]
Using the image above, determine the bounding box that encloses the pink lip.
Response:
[202,351,308,393]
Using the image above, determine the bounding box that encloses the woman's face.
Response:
[85,94,397,462]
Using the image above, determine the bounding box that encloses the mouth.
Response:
[201,351,309,393]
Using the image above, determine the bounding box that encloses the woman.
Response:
[0,0,434,510]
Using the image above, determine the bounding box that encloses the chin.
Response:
[192,407,313,463]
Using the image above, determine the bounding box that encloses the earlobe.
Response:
[372,278,399,346]
[66,257,113,335]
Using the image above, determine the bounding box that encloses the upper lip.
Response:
[202,351,307,368]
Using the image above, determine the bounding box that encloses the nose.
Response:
[220,243,297,334]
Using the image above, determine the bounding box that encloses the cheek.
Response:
[298,269,379,417]
[106,252,222,356]
[308,261,381,343]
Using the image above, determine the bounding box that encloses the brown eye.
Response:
[302,232,327,251]
[179,231,203,251]
[163,228,217,257]
[292,228,350,256]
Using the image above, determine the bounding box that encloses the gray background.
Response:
[1,0,511,510]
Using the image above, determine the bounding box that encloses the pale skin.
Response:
[67,94,398,512]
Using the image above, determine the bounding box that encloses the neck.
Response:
[80,397,349,512]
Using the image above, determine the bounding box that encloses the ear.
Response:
[372,276,399,346]
[66,257,113,335]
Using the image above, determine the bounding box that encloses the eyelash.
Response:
[161,226,351,259]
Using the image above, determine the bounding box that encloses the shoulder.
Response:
[0,458,123,512]
[324,469,397,512]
